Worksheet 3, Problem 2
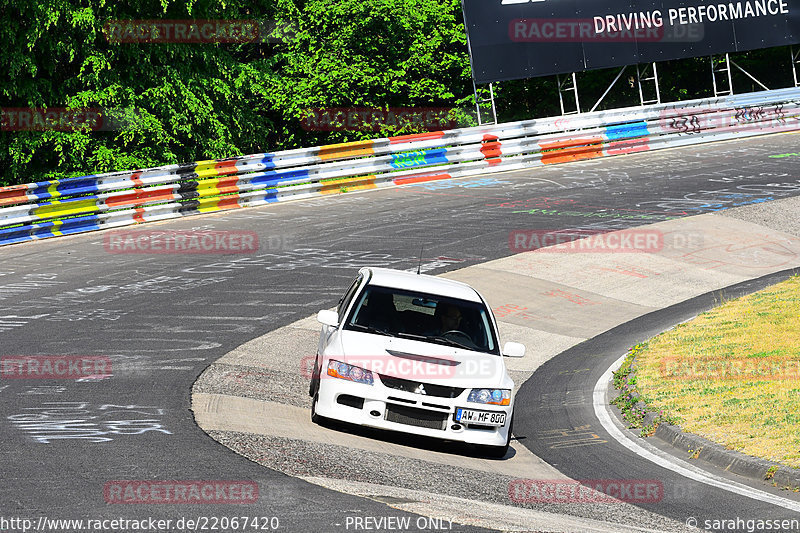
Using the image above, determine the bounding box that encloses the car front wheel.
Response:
[479,417,513,458]
[308,356,320,397]
[311,392,324,425]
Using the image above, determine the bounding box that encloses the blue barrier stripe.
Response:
[0,233,34,245]
[30,181,59,199]
[56,177,101,196]
[390,148,449,170]
[249,169,310,188]
[0,225,35,242]
[605,121,649,140]
[258,155,277,170]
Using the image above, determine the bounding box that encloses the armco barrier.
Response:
[2,87,799,246]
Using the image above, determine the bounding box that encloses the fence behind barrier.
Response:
[1,88,799,246]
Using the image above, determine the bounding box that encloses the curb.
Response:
[653,422,800,490]
[611,344,800,492]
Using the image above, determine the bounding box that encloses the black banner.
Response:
[463,0,800,83]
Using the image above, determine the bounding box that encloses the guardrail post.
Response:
[557,73,580,115]
[711,54,734,97]
[637,63,661,106]
[472,79,498,125]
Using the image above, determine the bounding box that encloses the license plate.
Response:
[455,408,506,427]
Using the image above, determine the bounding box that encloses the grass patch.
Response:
[631,274,800,467]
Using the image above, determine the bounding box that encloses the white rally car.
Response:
[309,267,525,458]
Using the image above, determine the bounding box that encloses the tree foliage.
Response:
[0,0,470,185]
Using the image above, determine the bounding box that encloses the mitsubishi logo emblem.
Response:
[415,384,427,395]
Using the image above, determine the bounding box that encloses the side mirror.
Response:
[317,310,339,328]
[502,342,526,358]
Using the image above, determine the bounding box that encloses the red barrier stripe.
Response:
[388,131,446,144]
[133,208,146,224]
[481,134,502,165]
[393,173,451,185]
[130,171,143,188]
[606,138,650,155]
[540,137,603,164]
[214,160,240,176]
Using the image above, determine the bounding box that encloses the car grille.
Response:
[379,374,465,398]
[385,404,447,430]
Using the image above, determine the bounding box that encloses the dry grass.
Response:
[634,275,800,468]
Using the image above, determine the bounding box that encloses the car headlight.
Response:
[468,388,511,406]
[327,360,374,385]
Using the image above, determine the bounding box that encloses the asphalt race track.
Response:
[1,132,799,532]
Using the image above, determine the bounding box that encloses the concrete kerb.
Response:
[190,195,800,526]
[610,355,800,492]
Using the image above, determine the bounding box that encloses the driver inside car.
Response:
[430,302,464,336]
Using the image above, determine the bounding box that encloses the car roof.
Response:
[361,267,483,303]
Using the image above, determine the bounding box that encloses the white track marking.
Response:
[594,353,800,512]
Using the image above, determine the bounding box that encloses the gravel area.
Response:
[209,431,690,532]
[194,362,311,409]
[719,195,800,237]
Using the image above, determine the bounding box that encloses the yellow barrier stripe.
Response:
[47,182,61,200]
[50,219,64,237]
[33,198,98,220]
[319,176,376,195]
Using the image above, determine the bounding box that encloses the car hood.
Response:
[328,330,512,389]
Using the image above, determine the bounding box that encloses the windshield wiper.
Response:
[347,323,397,337]
[428,336,473,350]
[395,332,429,341]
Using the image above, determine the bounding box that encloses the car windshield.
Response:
[344,285,499,354]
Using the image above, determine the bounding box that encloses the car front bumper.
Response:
[314,376,512,447]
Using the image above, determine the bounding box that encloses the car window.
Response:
[337,274,362,318]
[344,285,499,355]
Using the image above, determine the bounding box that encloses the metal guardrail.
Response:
[2,87,799,246]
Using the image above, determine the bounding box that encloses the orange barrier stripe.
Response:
[319,176,376,194]
[318,140,375,161]
[216,196,242,209]
[105,188,175,208]
[540,137,603,164]
[393,173,451,185]
[133,208,146,224]
[388,131,446,144]
[0,186,29,207]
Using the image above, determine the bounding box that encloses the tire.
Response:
[480,416,513,459]
[311,393,321,424]
[308,357,320,397]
